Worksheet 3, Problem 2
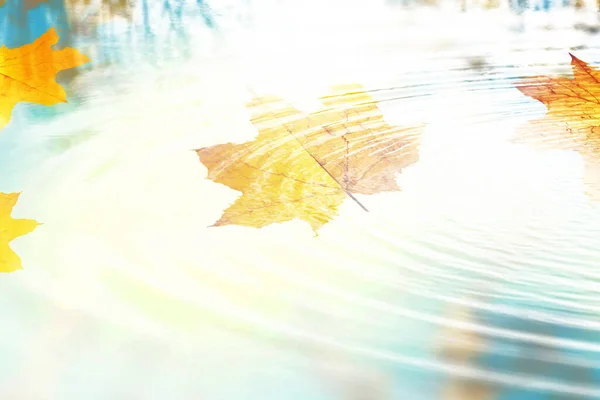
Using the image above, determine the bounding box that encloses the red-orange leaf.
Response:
[516,54,600,199]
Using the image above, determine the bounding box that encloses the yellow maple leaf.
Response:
[197,84,424,232]
[0,27,90,132]
[516,54,600,200]
[0,192,39,273]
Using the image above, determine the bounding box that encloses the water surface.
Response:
[2,1,600,399]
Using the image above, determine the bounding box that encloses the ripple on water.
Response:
[6,6,600,398]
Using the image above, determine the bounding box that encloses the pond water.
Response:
[2,0,600,399]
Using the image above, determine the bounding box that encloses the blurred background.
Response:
[2,0,600,399]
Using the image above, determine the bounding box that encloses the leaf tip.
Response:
[209,218,227,228]
[43,27,60,44]
[569,52,585,66]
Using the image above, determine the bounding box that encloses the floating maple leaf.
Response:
[196,84,424,232]
[0,27,89,132]
[0,192,39,273]
[515,54,600,200]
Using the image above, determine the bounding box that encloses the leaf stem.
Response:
[246,86,369,212]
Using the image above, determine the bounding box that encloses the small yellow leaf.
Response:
[0,27,90,132]
[0,192,39,273]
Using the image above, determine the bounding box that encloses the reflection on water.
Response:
[3,0,600,399]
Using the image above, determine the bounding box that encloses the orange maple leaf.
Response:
[0,192,39,273]
[515,54,600,200]
[0,27,90,132]
[196,84,424,232]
